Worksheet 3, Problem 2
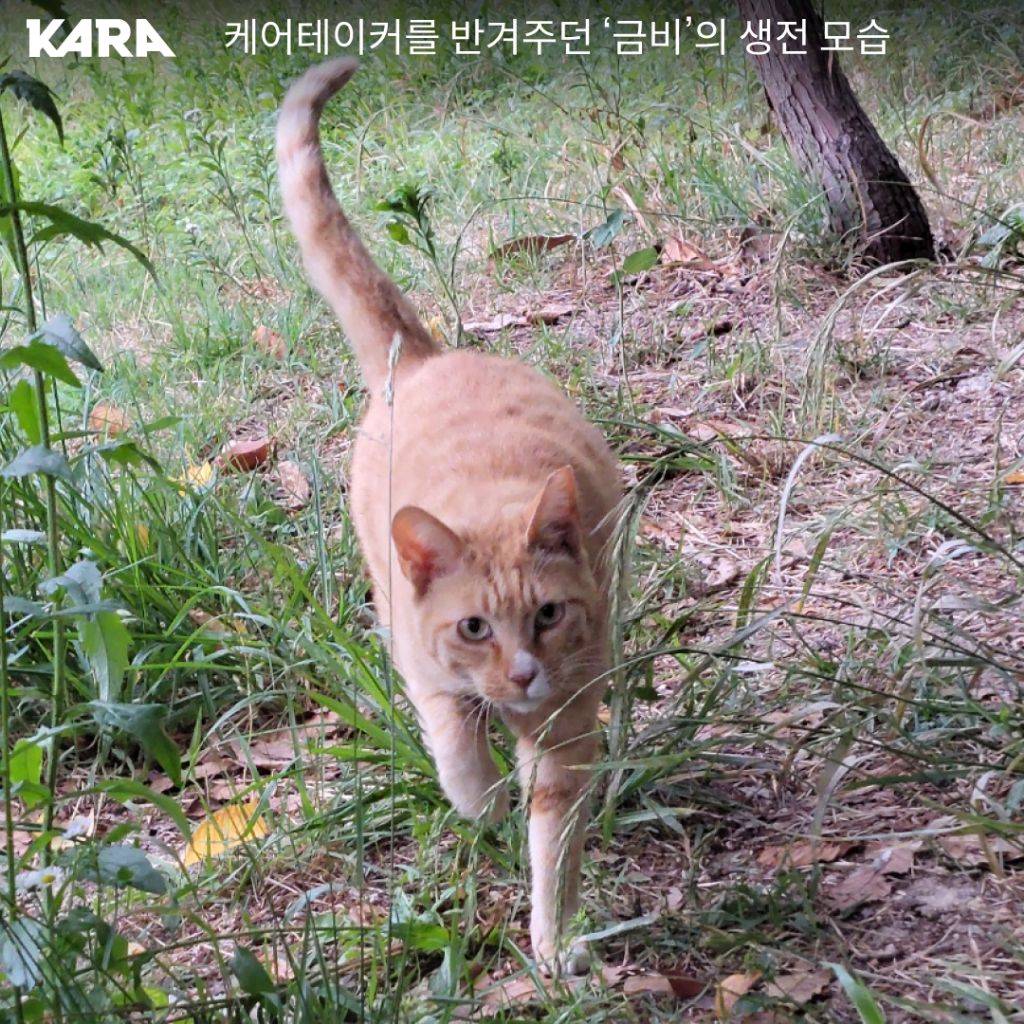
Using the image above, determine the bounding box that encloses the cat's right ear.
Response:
[391,507,464,596]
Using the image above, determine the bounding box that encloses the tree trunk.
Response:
[737,0,935,263]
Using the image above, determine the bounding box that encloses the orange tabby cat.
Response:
[277,58,621,970]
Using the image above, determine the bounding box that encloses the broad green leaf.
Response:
[0,201,154,276]
[1,444,74,483]
[94,439,162,471]
[586,208,626,248]
[29,0,71,18]
[32,314,103,372]
[389,920,450,952]
[1,529,45,544]
[41,559,102,606]
[141,415,182,434]
[79,611,131,703]
[92,845,167,895]
[91,778,189,836]
[0,918,46,988]
[0,337,80,386]
[620,246,659,275]
[8,739,43,785]
[0,158,18,260]
[231,946,276,996]
[385,220,411,245]
[7,739,44,808]
[830,964,886,1024]
[0,595,43,615]
[8,378,41,443]
[0,71,62,143]
[90,701,180,787]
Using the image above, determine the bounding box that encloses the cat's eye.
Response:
[457,616,492,642]
[535,602,565,630]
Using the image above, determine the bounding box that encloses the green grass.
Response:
[1,1,1023,1021]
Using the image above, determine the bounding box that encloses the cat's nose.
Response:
[508,651,538,689]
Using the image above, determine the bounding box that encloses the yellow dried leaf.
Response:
[425,315,447,343]
[182,801,268,868]
[715,972,761,1019]
[174,461,214,494]
[1004,468,1024,485]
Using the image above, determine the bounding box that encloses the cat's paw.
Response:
[446,780,509,823]
[533,938,591,978]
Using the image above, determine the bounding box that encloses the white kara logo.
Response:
[27,19,176,58]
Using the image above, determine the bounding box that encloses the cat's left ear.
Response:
[526,465,582,560]
[392,506,464,596]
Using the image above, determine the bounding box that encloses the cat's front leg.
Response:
[517,729,596,974]
[413,691,509,823]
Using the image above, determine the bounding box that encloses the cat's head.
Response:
[391,466,605,712]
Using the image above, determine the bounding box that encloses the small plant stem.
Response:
[0,109,66,877]
[0,486,28,1024]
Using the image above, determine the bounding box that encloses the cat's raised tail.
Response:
[277,59,438,389]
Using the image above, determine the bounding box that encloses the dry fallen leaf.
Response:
[88,401,129,436]
[623,973,676,997]
[187,609,246,635]
[527,302,576,325]
[490,233,575,261]
[863,842,920,876]
[688,416,750,443]
[462,313,528,333]
[757,841,852,870]
[697,556,741,595]
[1002,468,1024,485]
[826,862,893,910]
[938,832,1024,866]
[242,713,341,768]
[765,970,830,1005]
[662,235,717,270]
[477,971,584,1013]
[276,460,311,511]
[715,972,761,1018]
[640,516,682,549]
[218,436,272,472]
[182,801,269,868]
[253,324,286,360]
[623,972,705,999]
[739,225,777,264]
[602,963,704,1000]
[191,753,235,783]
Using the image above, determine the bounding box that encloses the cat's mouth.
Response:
[504,695,545,714]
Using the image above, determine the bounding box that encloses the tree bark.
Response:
[737,0,934,263]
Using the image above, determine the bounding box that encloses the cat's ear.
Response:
[526,465,582,559]
[392,506,464,596]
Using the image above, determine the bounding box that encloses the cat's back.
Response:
[394,350,616,488]
[353,349,620,554]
